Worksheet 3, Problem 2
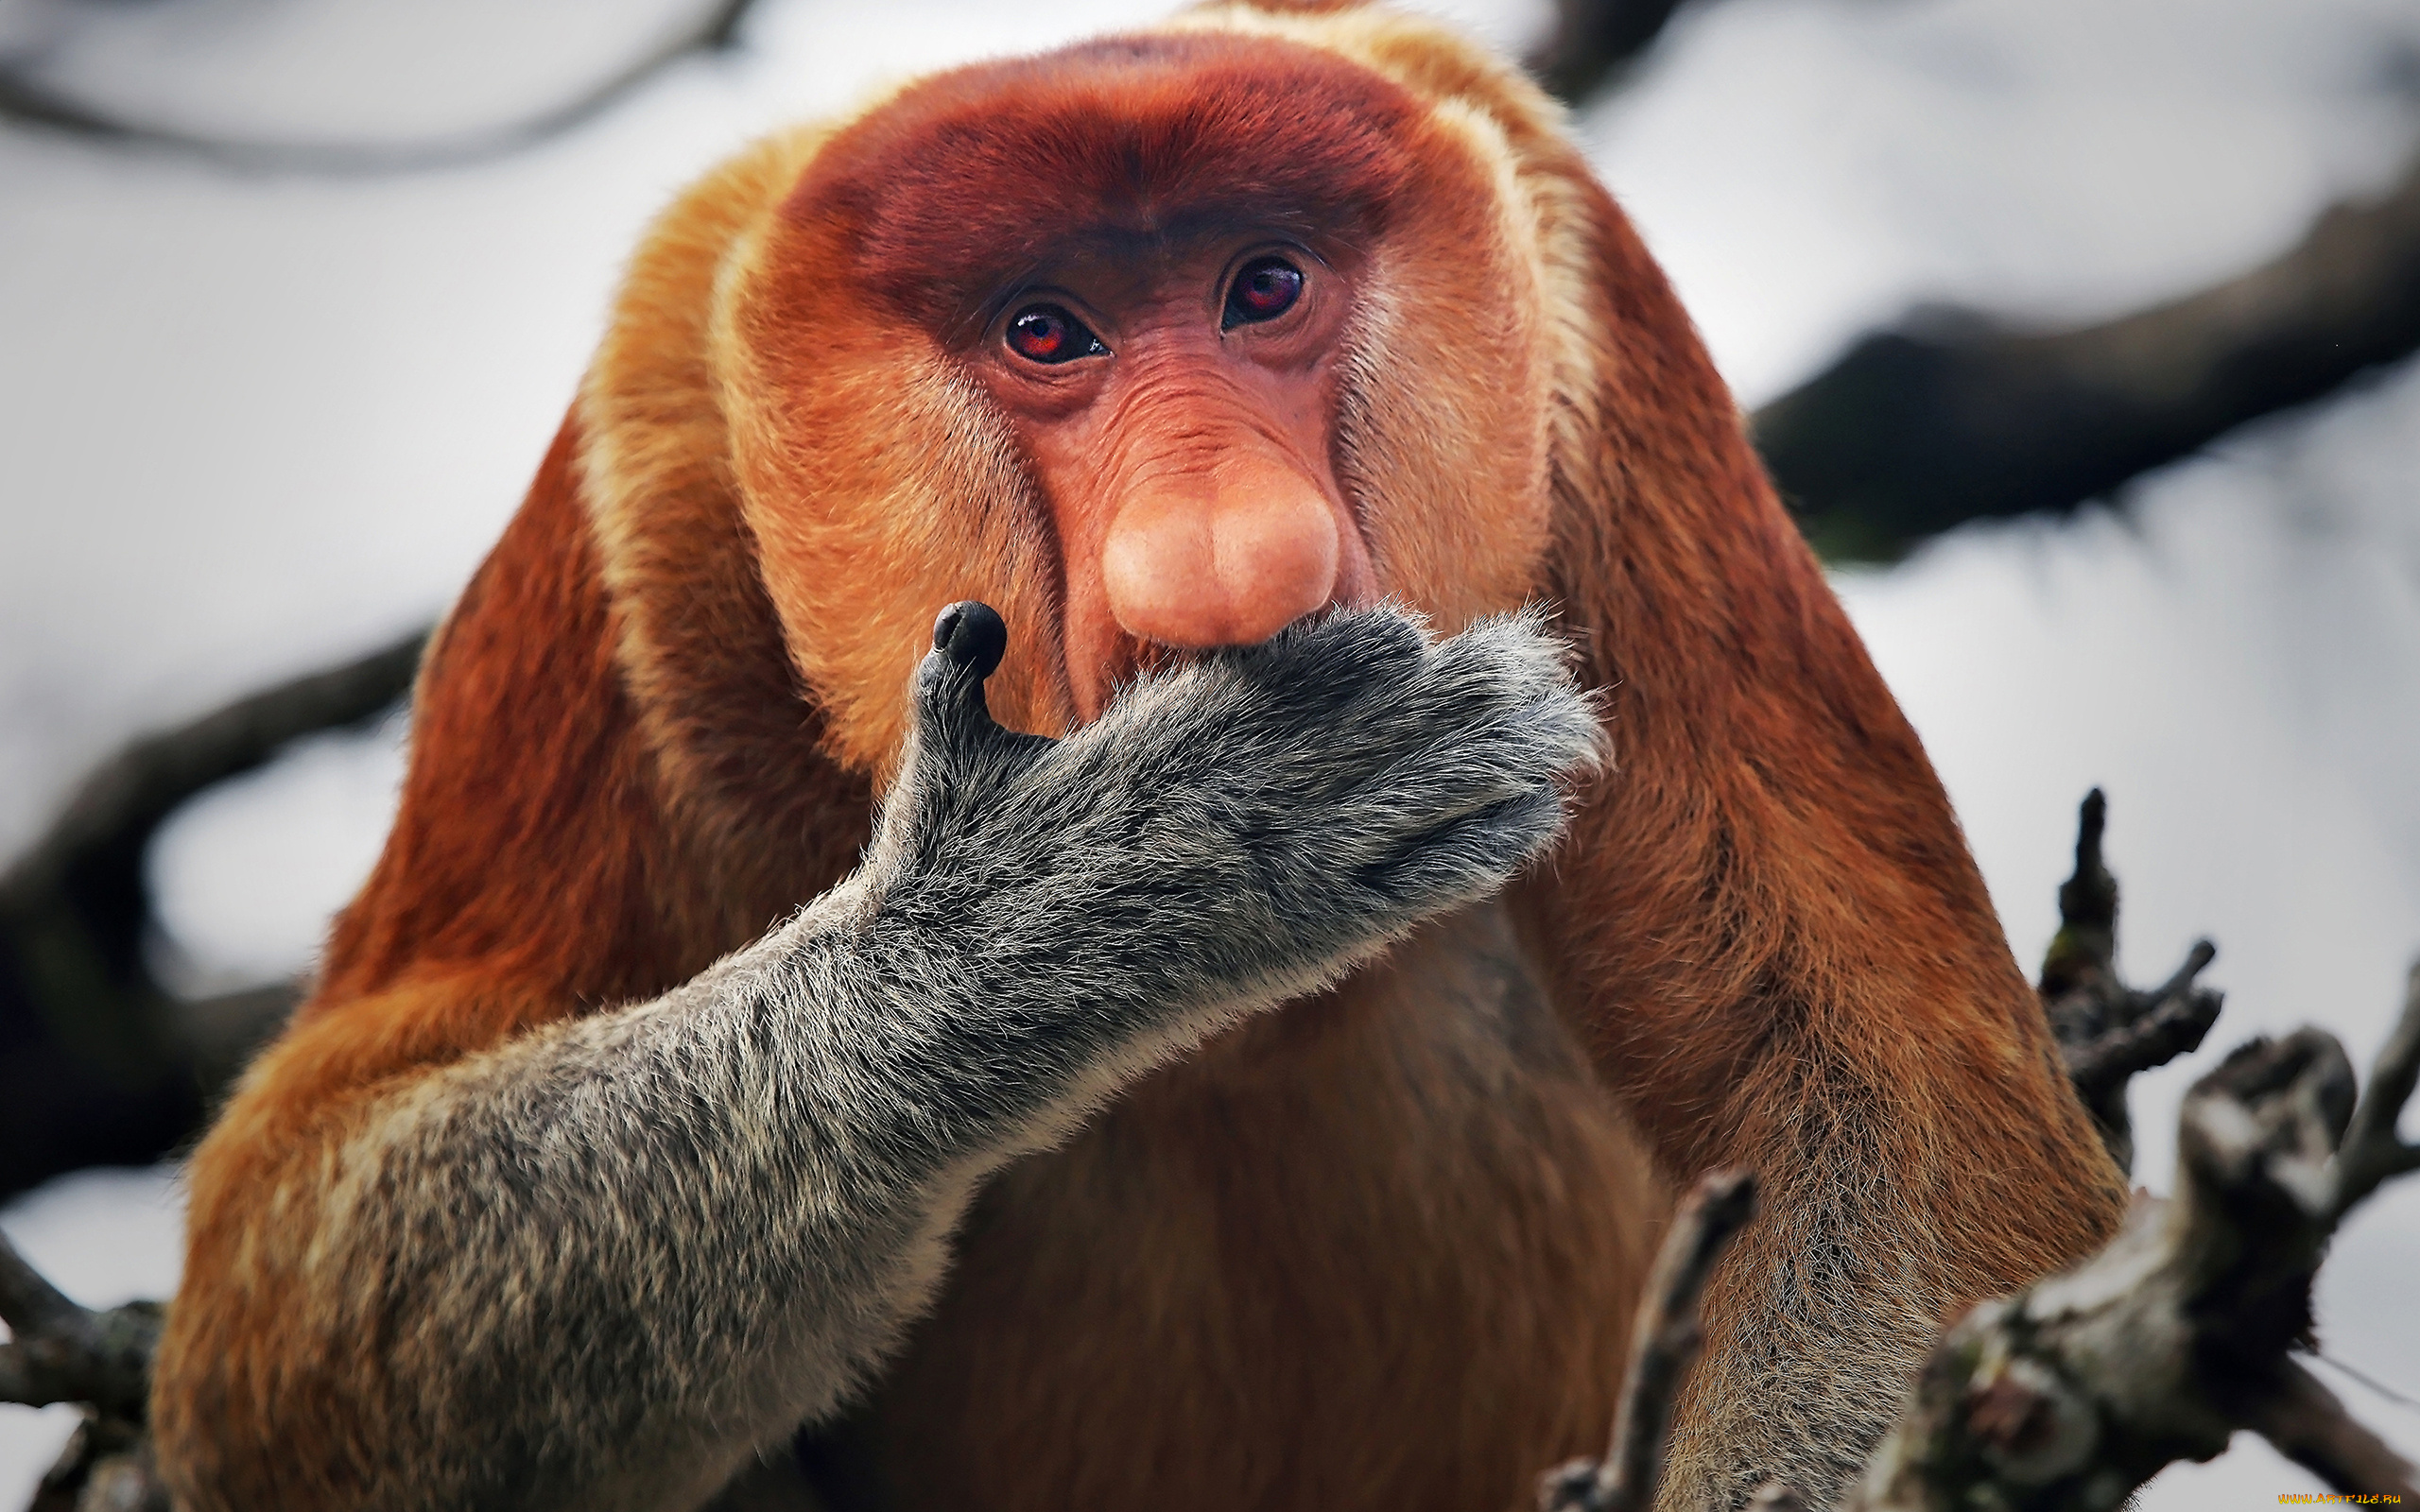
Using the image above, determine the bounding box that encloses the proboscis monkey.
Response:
[149,7,2128,1510]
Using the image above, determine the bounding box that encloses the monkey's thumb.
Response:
[913,600,1009,742]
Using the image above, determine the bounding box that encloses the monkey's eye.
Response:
[1223,256,1304,327]
[1006,305,1105,365]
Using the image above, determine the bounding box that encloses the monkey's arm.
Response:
[151,604,1598,1512]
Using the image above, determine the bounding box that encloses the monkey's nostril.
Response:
[933,600,1009,679]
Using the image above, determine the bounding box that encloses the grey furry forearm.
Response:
[311,884,1245,1512]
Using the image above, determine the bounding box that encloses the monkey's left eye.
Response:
[1223,257,1304,327]
[1006,305,1106,365]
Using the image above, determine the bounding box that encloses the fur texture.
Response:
[153,7,2127,1511]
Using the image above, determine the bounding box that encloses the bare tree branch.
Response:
[0,627,423,1199]
[1757,144,2420,560]
[1539,1169,1759,1512]
[26,1417,168,1512]
[3,1215,173,1510]
[2,629,425,926]
[0,0,762,174]
[0,1229,156,1421]
[1834,978,2420,1510]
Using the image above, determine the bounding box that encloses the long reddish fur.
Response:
[156,8,2125,1509]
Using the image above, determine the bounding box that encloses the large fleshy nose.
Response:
[1099,451,1341,648]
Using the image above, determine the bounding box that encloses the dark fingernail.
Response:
[932,601,1008,679]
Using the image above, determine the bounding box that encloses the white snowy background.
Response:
[3,0,2417,1503]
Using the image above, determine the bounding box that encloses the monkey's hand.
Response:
[866,598,1601,1044]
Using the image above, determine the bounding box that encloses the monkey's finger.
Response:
[1415,610,1605,785]
[1360,786,1569,909]
[1229,611,1597,909]
[1305,700,1596,902]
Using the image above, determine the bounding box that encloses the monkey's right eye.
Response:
[1006,305,1106,365]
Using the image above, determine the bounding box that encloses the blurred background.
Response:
[2,0,2417,1502]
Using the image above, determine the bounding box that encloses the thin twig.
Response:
[2307,1348,2420,1411]
[1540,1169,1759,1512]
[2038,788,2118,1002]
[2332,963,2420,1218]
[2037,790,2223,1174]
[2060,940,2221,1090]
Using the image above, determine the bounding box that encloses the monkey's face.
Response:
[971,233,1378,717]
[718,27,1561,773]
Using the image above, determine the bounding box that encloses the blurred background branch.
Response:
[1757,145,2420,561]
[1525,0,1696,103]
[0,0,763,172]
[0,631,422,1200]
